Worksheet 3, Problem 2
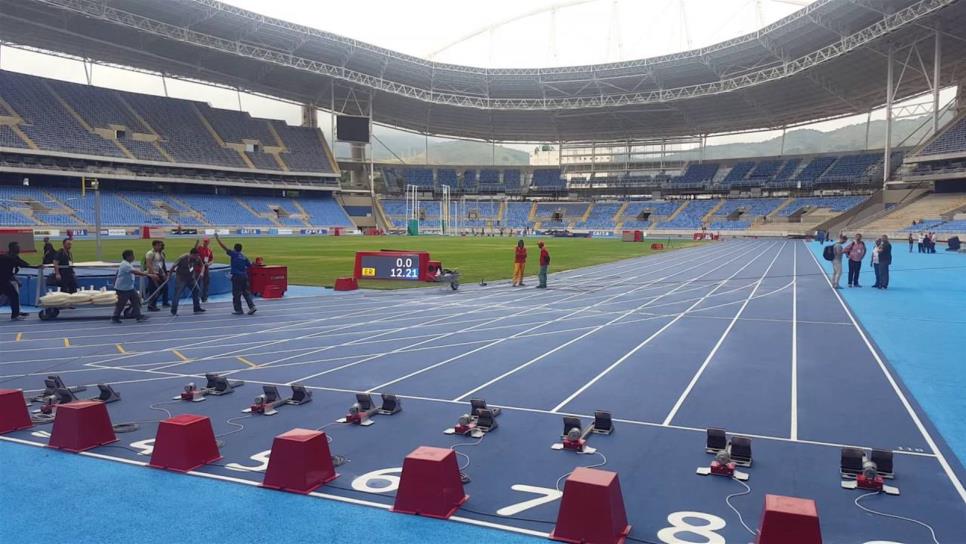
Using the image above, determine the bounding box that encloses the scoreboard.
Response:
[354,250,431,282]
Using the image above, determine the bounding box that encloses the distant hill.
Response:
[370,132,529,165]
[667,116,941,161]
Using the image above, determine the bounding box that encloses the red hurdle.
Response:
[757,494,822,544]
[0,389,32,435]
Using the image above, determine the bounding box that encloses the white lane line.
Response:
[454,243,766,403]
[791,240,799,441]
[372,243,741,394]
[805,241,966,504]
[661,241,787,426]
[549,240,780,413]
[297,243,738,387]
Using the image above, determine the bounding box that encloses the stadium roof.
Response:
[1,0,965,142]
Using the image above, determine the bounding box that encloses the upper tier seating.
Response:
[0,70,335,174]
[920,116,966,156]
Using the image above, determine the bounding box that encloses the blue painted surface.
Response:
[0,441,539,544]
[807,240,966,465]
[1,240,964,544]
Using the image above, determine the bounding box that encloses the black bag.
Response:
[822,245,835,261]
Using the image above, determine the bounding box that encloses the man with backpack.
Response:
[824,234,847,289]
[844,233,866,287]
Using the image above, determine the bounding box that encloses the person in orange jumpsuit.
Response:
[512,239,527,287]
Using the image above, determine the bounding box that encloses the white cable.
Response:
[855,491,940,544]
[555,450,607,491]
[216,414,251,440]
[726,477,758,537]
[451,435,485,471]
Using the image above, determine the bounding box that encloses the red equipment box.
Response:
[249,265,288,297]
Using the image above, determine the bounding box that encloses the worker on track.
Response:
[112,249,157,324]
[512,239,527,287]
[0,241,32,320]
[215,233,256,316]
[537,241,550,289]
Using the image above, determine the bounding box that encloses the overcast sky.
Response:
[0,0,951,154]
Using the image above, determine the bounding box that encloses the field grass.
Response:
[47,236,701,288]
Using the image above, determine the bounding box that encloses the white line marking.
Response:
[805,241,966,504]
[550,241,780,413]
[372,243,743,394]
[661,241,787,426]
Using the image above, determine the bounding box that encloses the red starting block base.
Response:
[149,414,221,472]
[757,494,822,544]
[551,467,631,544]
[0,389,32,434]
[47,400,117,452]
[334,277,358,291]
[262,428,338,494]
[392,446,468,519]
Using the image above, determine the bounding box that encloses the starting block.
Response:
[175,373,244,402]
[36,384,120,418]
[149,414,221,472]
[47,400,118,452]
[28,375,86,404]
[756,494,822,544]
[697,450,749,481]
[840,450,899,495]
[551,411,614,454]
[262,428,338,494]
[0,389,32,434]
[243,384,312,415]
[444,398,501,437]
[337,393,401,426]
[705,427,753,467]
[392,446,468,519]
[551,467,630,544]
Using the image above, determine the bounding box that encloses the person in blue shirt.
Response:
[112,249,157,324]
[215,233,256,315]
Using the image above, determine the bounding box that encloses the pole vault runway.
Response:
[1,239,964,543]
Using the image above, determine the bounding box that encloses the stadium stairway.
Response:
[614,202,630,229]
[291,200,313,227]
[42,81,136,160]
[41,190,84,225]
[526,202,538,223]
[497,200,507,225]
[236,197,282,227]
[702,200,726,223]
[767,197,796,219]
[860,192,966,233]
[580,202,594,223]
[8,124,37,149]
[661,201,688,226]
[168,195,213,227]
[114,95,176,162]
[115,194,171,225]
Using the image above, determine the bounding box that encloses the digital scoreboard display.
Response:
[359,254,420,280]
[355,251,430,281]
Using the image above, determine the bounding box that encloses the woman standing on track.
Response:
[512,239,527,287]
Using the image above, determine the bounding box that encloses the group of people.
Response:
[0,234,258,322]
[909,232,939,253]
[512,239,551,288]
[830,233,893,290]
[130,234,257,320]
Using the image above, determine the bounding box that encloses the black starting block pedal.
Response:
[89,384,121,403]
[174,373,245,402]
[551,413,613,454]
[29,375,86,404]
[446,399,501,437]
[244,384,312,415]
[704,428,752,467]
[338,393,401,426]
[841,447,895,480]
[841,454,899,495]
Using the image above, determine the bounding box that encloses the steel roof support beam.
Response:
[31,0,954,111]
